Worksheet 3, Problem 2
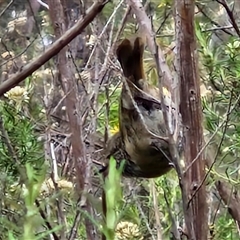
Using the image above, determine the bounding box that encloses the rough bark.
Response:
[175,1,208,239]
[48,1,102,239]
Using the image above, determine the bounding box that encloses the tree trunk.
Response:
[174,1,208,239]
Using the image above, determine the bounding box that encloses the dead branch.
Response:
[216,0,240,38]
[0,0,108,96]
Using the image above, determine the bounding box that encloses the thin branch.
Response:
[98,4,139,83]
[127,0,173,90]
[85,0,125,69]
[36,0,49,9]
[216,0,240,38]
[68,210,82,240]
[0,0,14,18]
[35,199,59,240]
[196,3,234,36]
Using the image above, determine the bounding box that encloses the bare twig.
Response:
[216,0,240,38]
[0,116,21,166]
[127,0,173,90]
[133,192,156,240]
[68,210,82,240]
[35,199,60,240]
[48,0,102,238]
[196,3,234,36]
[85,0,125,69]
[98,5,131,82]
[186,90,240,174]
[36,0,49,9]
[204,92,240,235]
[50,141,59,182]
[0,0,14,18]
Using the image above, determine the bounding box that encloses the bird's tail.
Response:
[116,37,145,88]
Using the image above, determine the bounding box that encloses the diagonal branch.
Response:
[0,0,109,96]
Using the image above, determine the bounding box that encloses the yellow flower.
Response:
[86,35,96,46]
[1,51,14,59]
[40,178,73,196]
[158,2,167,8]
[110,125,119,135]
[163,86,170,97]
[4,86,29,104]
[115,221,143,240]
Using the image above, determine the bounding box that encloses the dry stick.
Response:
[186,110,232,229]
[196,3,234,36]
[101,168,109,240]
[0,0,109,96]
[101,15,116,149]
[98,14,116,86]
[216,0,240,38]
[216,181,240,231]
[0,117,21,166]
[85,0,125,69]
[97,81,121,118]
[84,22,100,239]
[100,5,130,75]
[49,140,66,239]
[84,17,109,239]
[0,0,14,17]
[154,27,183,240]
[133,193,156,240]
[68,210,81,240]
[35,199,59,240]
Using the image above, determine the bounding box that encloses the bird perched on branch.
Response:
[102,37,182,178]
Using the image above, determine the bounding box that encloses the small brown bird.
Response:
[103,37,181,178]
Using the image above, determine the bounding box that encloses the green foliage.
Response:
[0,95,46,239]
[196,17,240,239]
[214,217,239,240]
[102,158,124,239]
[22,164,45,240]
[0,100,44,177]
[97,85,121,133]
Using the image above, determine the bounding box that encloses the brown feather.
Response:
[104,37,181,178]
